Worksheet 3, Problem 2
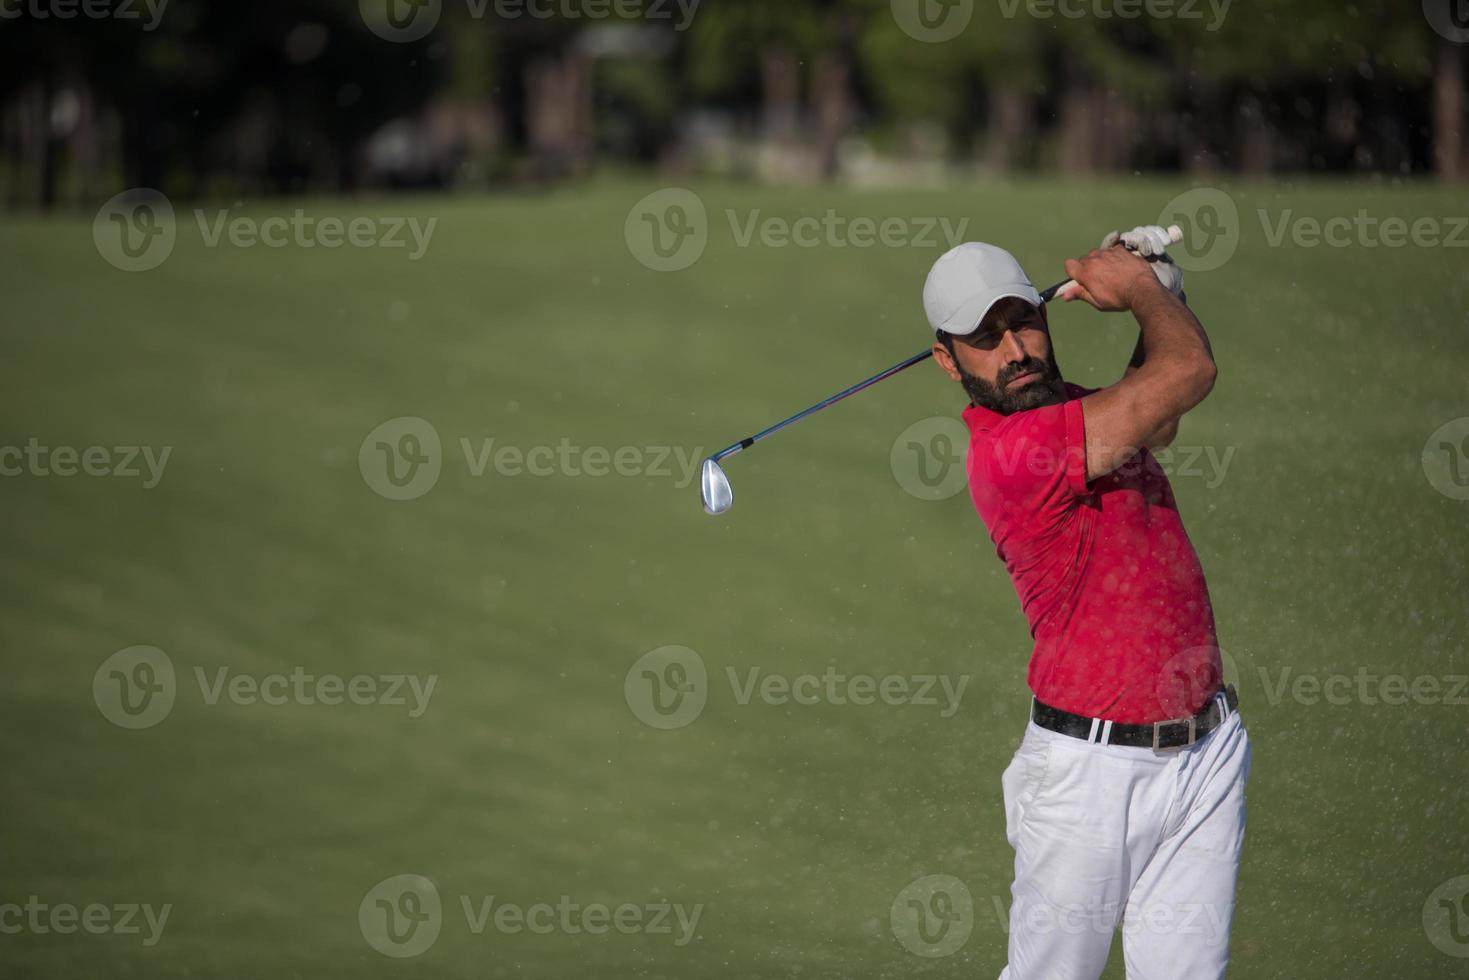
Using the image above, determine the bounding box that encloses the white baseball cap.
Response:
[922,242,1041,336]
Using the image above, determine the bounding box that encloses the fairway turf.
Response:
[2,178,1466,978]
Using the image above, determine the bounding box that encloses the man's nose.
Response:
[1000,329,1026,362]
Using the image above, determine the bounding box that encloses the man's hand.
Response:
[1062,246,1164,312]
[1101,225,1186,300]
[1101,224,1173,257]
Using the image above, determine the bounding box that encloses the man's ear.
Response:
[932,340,963,383]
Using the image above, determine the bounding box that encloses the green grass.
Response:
[1,177,1467,978]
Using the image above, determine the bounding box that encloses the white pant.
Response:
[998,695,1251,980]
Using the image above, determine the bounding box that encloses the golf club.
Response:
[699,225,1184,516]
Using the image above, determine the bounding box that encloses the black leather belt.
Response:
[1031,685,1239,749]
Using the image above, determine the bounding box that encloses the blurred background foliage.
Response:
[0,0,1464,206]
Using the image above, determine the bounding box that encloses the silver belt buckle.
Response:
[1152,715,1197,750]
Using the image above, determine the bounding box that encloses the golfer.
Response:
[922,227,1250,979]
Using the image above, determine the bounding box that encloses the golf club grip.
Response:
[1041,224,1183,303]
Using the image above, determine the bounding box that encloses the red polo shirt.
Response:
[963,383,1221,724]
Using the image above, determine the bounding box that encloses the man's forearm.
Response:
[1110,279,1216,443]
[1127,281,1216,420]
[1130,280,1213,368]
[1124,336,1179,448]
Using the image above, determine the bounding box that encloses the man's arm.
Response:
[1063,247,1216,481]
[1123,334,1179,448]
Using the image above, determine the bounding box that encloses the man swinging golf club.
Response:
[923,227,1250,979]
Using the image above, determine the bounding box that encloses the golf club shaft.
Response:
[708,275,1078,463]
[710,349,934,462]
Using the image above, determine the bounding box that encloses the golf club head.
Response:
[700,458,733,516]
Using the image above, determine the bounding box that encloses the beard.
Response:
[959,347,1065,415]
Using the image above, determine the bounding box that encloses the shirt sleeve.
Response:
[969,398,1090,521]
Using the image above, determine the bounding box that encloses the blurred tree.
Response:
[0,0,440,205]
[437,8,506,188]
[1433,37,1465,179]
[1170,0,1442,174]
[684,0,859,179]
[0,0,1463,206]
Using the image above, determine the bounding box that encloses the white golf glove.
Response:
[1100,225,1185,301]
